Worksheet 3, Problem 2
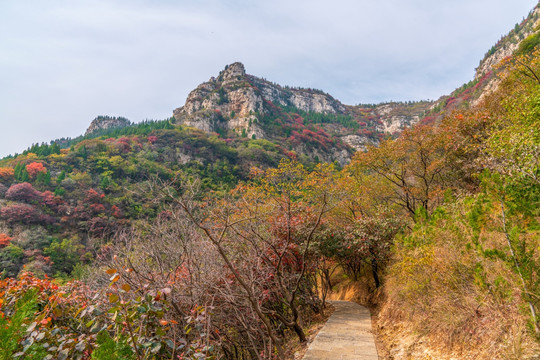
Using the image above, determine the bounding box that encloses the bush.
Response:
[380,196,540,357]
[0,204,55,225]
[516,32,540,55]
[0,168,14,183]
[0,272,212,359]
[5,183,41,203]
[26,162,47,178]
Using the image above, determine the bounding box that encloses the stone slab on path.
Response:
[303,300,378,360]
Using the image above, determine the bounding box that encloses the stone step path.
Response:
[303,300,378,360]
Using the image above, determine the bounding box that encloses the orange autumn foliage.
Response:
[0,233,12,247]
[0,167,14,181]
[26,162,47,178]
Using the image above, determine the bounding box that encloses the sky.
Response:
[0,0,538,157]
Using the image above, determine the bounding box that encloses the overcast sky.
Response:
[1,0,538,157]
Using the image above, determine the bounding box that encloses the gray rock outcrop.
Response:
[85,116,131,136]
[173,62,346,139]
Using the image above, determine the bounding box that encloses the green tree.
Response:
[36,171,51,185]
[56,170,66,184]
[0,245,24,278]
[44,238,84,276]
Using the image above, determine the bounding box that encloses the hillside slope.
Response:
[423,4,540,120]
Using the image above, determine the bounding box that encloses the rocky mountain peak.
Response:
[173,62,346,139]
[219,62,246,80]
[85,116,131,136]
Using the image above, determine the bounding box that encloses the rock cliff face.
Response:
[173,62,346,139]
[373,103,424,134]
[470,6,540,107]
[85,116,131,136]
[343,101,433,151]
[475,7,540,80]
[340,134,377,152]
[171,63,435,164]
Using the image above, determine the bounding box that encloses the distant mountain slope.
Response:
[476,5,540,80]
[424,3,540,120]
[169,3,540,155]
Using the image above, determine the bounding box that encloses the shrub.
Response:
[0,204,55,225]
[0,234,12,248]
[5,183,41,203]
[0,167,14,183]
[26,162,47,178]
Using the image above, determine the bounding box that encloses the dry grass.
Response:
[371,203,540,359]
[326,267,371,301]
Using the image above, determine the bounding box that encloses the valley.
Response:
[0,3,539,359]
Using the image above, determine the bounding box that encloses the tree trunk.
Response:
[292,322,307,343]
[370,257,380,288]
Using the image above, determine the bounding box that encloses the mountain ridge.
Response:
[171,61,432,159]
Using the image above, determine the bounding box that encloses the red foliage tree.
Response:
[114,138,131,152]
[5,182,42,202]
[111,205,123,218]
[70,204,91,221]
[40,190,63,211]
[0,204,55,225]
[88,216,113,237]
[26,162,47,178]
[85,189,103,203]
[89,203,106,214]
